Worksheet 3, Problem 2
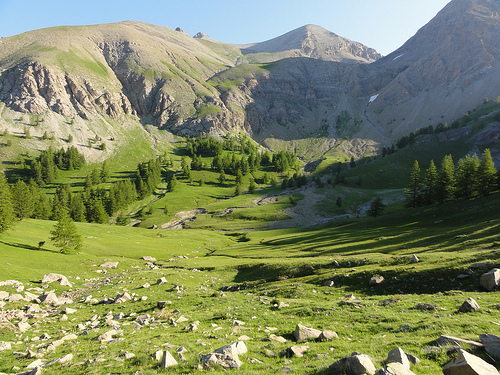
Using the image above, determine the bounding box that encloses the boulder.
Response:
[142,256,157,262]
[443,349,498,375]
[324,280,334,287]
[386,347,410,369]
[370,276,385,286]
[0,291,9,300]
[7,293,25,302]
[406,354,420,366]
[99,262,119,269]
[329,353,377,375]
[410,255,419,264]
[201,341,247,369]
[319,330,339,341]
[157,277,167,285]
[480,268,500,291]
[436,335,483,348]
[269,334,287,343]
[157,301,171,308]
[41,273,72,287]
[114,292,131,304]
[0,341,12,351]
[160,350,178,368]
[376,362,416,374]
[280,345,308,358]
[43,353,73,367]
[479,333,500,359]
[38,292,60,305]
[17,322,31,332]
[293,324,322,341]
[458,297,480,313]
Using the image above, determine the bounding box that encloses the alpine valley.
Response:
[1,1,500,375]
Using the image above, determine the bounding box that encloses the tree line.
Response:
[406,149,498,208]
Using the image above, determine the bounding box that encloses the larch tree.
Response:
[49,209,82,254]
[0,173,15,234]
[436,155,455,203]
[406,160,422,208]
[477,148,497,196]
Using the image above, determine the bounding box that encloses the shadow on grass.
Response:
[0,241,59,254]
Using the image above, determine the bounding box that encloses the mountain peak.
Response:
[241,24,381,63]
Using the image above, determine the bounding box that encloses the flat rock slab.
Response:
[100,262,119,269]
[436,335,483,348]
[443,349,498,375]
[41,273,72,287]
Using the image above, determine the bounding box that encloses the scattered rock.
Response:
[479,333,500,358]
[7,294,25,302]
[61,307,77,314]
[152,350,163,361]
[480,268,500,291]
[201,341,247,369]
[293,324,322,341]
[114,292,131,304]
[17,322,31,333]
[458,297,480,313]
[386,347,411,370]
[157,277,167,285]
[38,292,60,305]
[370,276,385,286]
[43,353,73,367]
[410,255,419,264]
[470,262,494,269]
[443,348,498,375]
[160,350,178,368]
[0,342,12,351]
[100,262,119,269]
[406,354,420,366]
[376,362,416,374]
[157,301,171,308]
[324,280,334,287]
[0,291,9,300]
[280,345,308,358]
[329,353,377,375]
[319,330,338,341]
[142,283,150,289]
[41,273,72,287]
[414,303,444,311]
[436,335,483,348]
[269,334,287,344]
[26,359,44,369]
[142,256,157,262]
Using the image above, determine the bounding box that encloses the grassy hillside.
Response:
[0,191,499,374]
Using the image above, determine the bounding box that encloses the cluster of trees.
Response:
[31,147,86,186]
[406,149,498,208]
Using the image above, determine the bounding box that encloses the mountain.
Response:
[0,0,499,163]
[239,24,382,64]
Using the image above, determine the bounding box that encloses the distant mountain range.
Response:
[0,0,499,159]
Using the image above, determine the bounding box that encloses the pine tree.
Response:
[218,170,226,185]
[406,160,422,208]
[167,175,177,192]
[234,184,242,196]
[436,155,455,203]
[0,173,15,234]
[423,160,438,205]
[477,148,497,196]
[11,180,34,219]
[49,209,82,254]
[248,178,257,194]
[367,197,385,218]
[455,154,479,199]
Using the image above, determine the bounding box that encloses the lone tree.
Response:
[0,173,15,234]
[367,197,385,218]
[50,210,82,254]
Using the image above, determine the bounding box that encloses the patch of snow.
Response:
[393,54,404,61]
[369,94,379,104]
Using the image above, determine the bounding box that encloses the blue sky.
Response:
[0,0,452,55]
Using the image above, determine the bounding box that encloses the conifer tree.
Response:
[50,209,82,254]
[406,160,422,208]
[367,197,385,218]
[167,175,177,192]
[0,173,15,234]
[477,148,497,196]
[436,155,455,203]
[423,160,438,205]
[455,155,479,199]
[248,178,257,194]
[11,180,34,219]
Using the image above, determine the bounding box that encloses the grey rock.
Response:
[406,354,420,366]
[443,349,498,375]
[269,334,287,344]
[38,292,59,305]
[479,333,500,359]
[7,294,25,302]
[0,342,12,351]
[293,324,322,341]
[480,268,500,291]
[329,353,377,375]
[386,347,410,369]
[324,280,334,287]
[99,261,119,269]
[436,335,483,348]
[114,292,131,304]
[41,273,72,287]
[157,277,167,285]
[410,255,419,264]
[142,256,157,262]
[470,262,494,269]
[202,341,247,369]
[43,353,73,367]
[157,301,171,308]
[17,322,31,333]
[458,297,480,313]
[280,345,309,358]
[369,276,385,286]
[0,291,9,300]
[160,350,178,368]
[376,362,416,375]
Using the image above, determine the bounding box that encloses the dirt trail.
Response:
[269,186,336,229]
[161,208,208,229]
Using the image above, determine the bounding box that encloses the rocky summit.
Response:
[0,0,499,160]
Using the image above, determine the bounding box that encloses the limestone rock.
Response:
[376,362,416,375]
[410,255,419,264]
[324,280,334,287]
[269,334,287,343]
[386,347,410,370]
[436,335,483,348]
[370,276,385,286]
[0,291,9,300]
[480,269,500,291]
[160,350,178,368]
[479,333,500,359]
[0,342,12,351]
[41,273,72,287]
[7,294,25,302]
[202,341,247,369]
[319,330,339,341]
[157,277,167,285]
[114,292,131,304]
[17,322,31,333]
[443,349,498,375]
[280,345,309,358]
[43,353,73,367]
[27,359,44,369]
[142,256,157,262]
[100,262,119,269]
[458,297,480,313]
[293,324,322,341]
[329,353,377,375]
[38,292,59,305]
[157,301,171,308]
[152,349,163,361]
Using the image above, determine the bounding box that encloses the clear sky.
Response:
[0,0,452,56]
